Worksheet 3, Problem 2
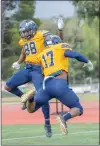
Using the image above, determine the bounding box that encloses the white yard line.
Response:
[2,130,99,141]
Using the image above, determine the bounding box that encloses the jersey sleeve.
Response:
[64,50,88,63]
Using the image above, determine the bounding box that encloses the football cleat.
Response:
[57,115,68,135]
[44,124,52,138]
[21,102,27,110]
[21,89,36,103]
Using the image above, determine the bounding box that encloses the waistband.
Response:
[25,63,41,70]
[25,62,40,65]
[43,70,62,90]
[49,70,63,77]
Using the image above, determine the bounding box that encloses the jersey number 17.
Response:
[42,50,54,68]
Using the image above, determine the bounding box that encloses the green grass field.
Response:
[2,123,99,145]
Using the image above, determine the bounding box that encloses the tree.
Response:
[72,1,100,20]
[63,17,84,50]
[1,1,18,57]
[81,17,99,78]
[13,1,36,20]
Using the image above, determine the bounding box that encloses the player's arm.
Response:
[17,47,26,64]
[64,50,94,71]
[57,17,64,40]
[12,39,26,70]
[64,50,88,63]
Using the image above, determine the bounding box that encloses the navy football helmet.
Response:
[19,20,37,39]
[44,35,62,46]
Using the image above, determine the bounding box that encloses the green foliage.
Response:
[1,1,18,58]
[13,1,36,20]
[81,17,99,78]
[82,17,99,53]
[9,22,21,56]
[2,56,19,80]
[2,55,26,80]
[72,1,100,19]
[12,1,41,27]
[63,17,84,50]
[67,1,99,82]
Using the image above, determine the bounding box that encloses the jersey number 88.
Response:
[24,42,37,55]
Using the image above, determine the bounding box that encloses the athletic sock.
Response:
[9,88,23,97]
[45,119,50,125]
[63,112,72,121]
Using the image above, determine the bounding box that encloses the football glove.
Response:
[83,60,94,71]
[12,62,20,70]
[57,17,64,30]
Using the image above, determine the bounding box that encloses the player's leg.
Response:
[54,79,83,135]
[31,65,52,137]
[26,88,50,112]
[25,86,52,137]
[4,68,31,110]
[45,78,83,135]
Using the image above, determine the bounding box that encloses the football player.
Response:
[21,35,93,135]
[4,20,52,137]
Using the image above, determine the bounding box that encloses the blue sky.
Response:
[34,1,75,18]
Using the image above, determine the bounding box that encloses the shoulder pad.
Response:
[61,43,72,49]
[40,30,51,37]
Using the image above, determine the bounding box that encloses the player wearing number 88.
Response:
[19,20,50,64]
[4,20,52,137]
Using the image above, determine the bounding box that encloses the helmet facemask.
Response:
[19,20,37,40]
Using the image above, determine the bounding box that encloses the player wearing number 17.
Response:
[4,20,52,137]
[23,35,94,135]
